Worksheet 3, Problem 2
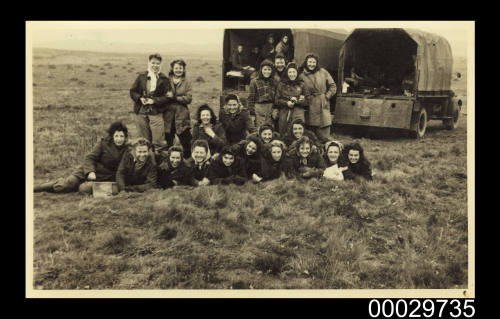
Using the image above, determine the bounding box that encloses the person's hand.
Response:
[140,97,147,105]
[252,173,262,183]
[271,109,279,120]
[87,172,96,181]
[290,97,298,103]
[145,98,154,105]
[199,177,210,186]
[287,101,295,108]
[211,153,220,160]
[204,126,216,138]
[270,48,275,53]
[166,91,174,98]
[339,166,348,172]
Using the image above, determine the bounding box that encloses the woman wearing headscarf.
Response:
[34,121,129,194]
[247,59,277,130]
[116,137,158,192]
[274,61,310,137]
[298,53,337,143]
[185,139,212,186]
[341,142,373,181]
[163,59,193,159]
[288,136,326,179]
[207,146,247,185]
[191,104,227,156]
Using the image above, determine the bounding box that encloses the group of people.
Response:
[34,52,373,195]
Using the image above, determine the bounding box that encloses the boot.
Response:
[34,181,55,193]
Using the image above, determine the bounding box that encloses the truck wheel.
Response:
[443,106,460,130]
[410,108,427,138]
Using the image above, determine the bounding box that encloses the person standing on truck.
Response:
[247,59,278,130]
[129,53,173,154]
[299,53,337,143]
[275,34,291,63]
[163,59,193,159]
[260,34,276,62]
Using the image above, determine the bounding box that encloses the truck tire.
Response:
[443,105,460,130]
[410,107,428,138]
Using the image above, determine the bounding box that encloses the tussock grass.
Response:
[32,48,468,289]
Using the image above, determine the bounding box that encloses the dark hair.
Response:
[196,104,217,125]
[107,121,128,138]
[259,123,274,136]
[149,53,162,62]
[288,118,305,136]
[297,136,312,149]
[132,137,151,150]
[301,53,321,73]
[169,59,187,77]
[191,139,210,153]
[167,145,184,158]
[342,142,369,166]
[224,94,239,104]
[274,54,286,61]
[220,145,235,157]
[258,59,276,80]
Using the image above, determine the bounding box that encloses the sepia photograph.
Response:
[26,21,474,298]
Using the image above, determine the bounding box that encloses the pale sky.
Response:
[28,21,472,57]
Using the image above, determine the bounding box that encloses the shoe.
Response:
[34,181,55,192]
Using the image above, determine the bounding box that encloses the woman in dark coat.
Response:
[157,145,191,188]
[282,118,320,153]
[219,94,256,145]
[34,121,129,194]
[116,138,158,192]
[207,146,247,185]
[191,104,227,156]
[288,136,326,179]
[228,135,263,181]
[341,142,373,181]
[259,140,292,182]
[185,139,212,186]
[246,123,281,150]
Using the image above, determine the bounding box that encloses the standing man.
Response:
[130,53,173,154]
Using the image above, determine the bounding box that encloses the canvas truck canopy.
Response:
[222,28,347,90]
[339,28,453,94]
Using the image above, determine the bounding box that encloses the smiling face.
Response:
[348,149,360,164]
[192,146,207,164]
[134,145,149,163]
[275,58,286,72]
[148,58,161,74]
[169,151,182,168]
[245,141,257,156]
[306,57,317,71]
[200,109,212,125]
[222,154,235,167]
[292,124,304,139]
[282,35,288,43]
[113,131,126,146]
[260,129,273,144]
[299,143,311,158]
[287,68,298,81]
[271,146,282,162]
[327,145,340,163]
[225,99,239,114]
[261,66,272,78]
[173,63,184,77]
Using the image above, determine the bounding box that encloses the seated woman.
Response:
[341,142,373,181]
[247,123,281,149]
[274,62,310,137]
[282,118,321,153]
[191,104,227,156]
[185,139,212,186]
[259,140,291,182]
[157,145,191,189]
[219,94,256,145]
[322,140,345,181]
[116,137,158,192]
[228,135,264,182]
[34,121,129,194]
[207,146,247,185]
[288,136,326,179]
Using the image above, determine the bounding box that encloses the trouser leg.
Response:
[149,114,167,152]
[78,181,94,194]
[52,174,82,193]
[254,103,273,131]
[178,129,192,159]
[135,114,152,142]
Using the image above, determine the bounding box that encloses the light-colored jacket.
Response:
[299,68,337,127]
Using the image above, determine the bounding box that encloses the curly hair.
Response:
[168,59,187,77]
[107,121,129,138]
[131,137,151,150]
[196,104,217,125]
[301,52,321,73]
[149,53,162,62]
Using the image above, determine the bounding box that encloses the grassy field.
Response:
[31,48,469,290]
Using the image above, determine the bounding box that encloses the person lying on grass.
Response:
[282,118,321,154]
[322,140,345,181]
[116,137,158,192]
[219,94,256,145]
[258,140,292,182]
[34,121,129,194]
[228,135,264,182]
[207,146,247,185]
[157,145,191,189]
[247,123,281,150]
[341,142,373,181]
[288,136,326,179]
[191,104,227,157]
[185,139,211,186]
